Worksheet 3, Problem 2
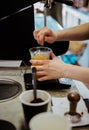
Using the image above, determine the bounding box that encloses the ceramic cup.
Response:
[29,112,71,130]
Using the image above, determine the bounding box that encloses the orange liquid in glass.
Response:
[32,54,50,60]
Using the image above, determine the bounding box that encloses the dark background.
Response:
[0,0,69,65]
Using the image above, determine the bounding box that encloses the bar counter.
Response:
[0,67,89,130]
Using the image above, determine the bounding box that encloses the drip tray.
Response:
[0,78,22,102]
[0,120,16,130]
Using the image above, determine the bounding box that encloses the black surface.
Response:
[24,73,71,90]
[0,120,16,130]
[83,99,89,113]
[0,5,35,65]
[44,41,69,57]
[55,0,73,6]
[0,0,39,18]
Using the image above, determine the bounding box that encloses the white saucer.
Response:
[52,96,89,127]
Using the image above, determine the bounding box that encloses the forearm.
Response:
[55,23,89,41]
[63,64,89,83]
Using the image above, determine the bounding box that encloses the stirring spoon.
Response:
[32,67,37,103]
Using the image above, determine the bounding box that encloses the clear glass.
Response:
[29,46,52,61]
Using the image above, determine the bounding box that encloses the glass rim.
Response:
[29,46,52,52]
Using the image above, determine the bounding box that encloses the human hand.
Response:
[30,52,66,81]
[33,27,56,46]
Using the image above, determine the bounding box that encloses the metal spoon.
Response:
[32,67,37,103]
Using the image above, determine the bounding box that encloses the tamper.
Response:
[64,92,81,123]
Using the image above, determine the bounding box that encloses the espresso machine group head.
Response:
[43,0,73,26]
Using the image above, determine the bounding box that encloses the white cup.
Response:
[29,112,71,130]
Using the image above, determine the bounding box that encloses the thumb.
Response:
[50,52,56,59]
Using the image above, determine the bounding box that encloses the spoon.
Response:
[32,67,37,103]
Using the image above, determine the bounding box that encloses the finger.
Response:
[50,52,56,59]
[35,66,44,71]
[30,60,49,66]
[30,60,44,66]
[37,75,51,81]
[33,30,38,39]
[30,66,44,76]
[33,29,41,40]
[37,28,49,44]
[37,32,45,45]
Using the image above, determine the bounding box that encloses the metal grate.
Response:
[0,78,22,102]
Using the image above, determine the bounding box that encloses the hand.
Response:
[33,27,56,46]
[30,52,66,81]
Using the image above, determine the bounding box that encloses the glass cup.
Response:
[29,46,52,65]
[29,112,71,130]
[19,90,51,127]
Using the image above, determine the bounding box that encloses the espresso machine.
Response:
[0,0,73,64]
[0,0,73,89]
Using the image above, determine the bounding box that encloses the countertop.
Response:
[0,67,89,130]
